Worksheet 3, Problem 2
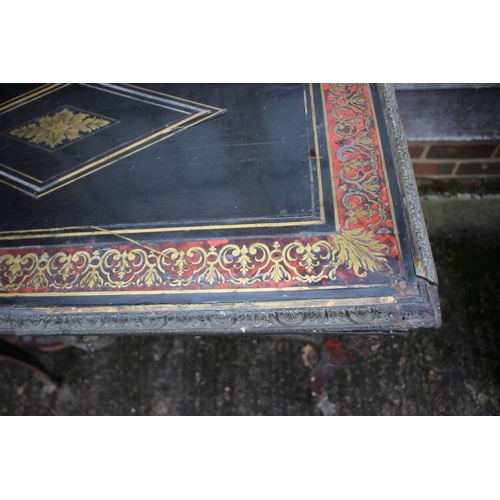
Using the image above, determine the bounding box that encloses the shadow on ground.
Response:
[1,198,500,415]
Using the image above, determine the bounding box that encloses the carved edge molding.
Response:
[0,303,403,335]
[0,291,440,336]
[379,84,439,286]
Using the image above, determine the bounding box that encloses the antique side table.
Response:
[0,84,440,413]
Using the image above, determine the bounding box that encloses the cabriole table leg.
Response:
[310,334,383,415]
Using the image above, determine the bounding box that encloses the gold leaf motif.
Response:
[136,264,162,287]
[262,261,292,284]
[231,245,253,276]
[172,250,187,276]
[52,252,78,282]
[9,108,110,149]
[198,265,225,285]
[0,254,23,284]
[25,253,50,289]
[331,229,392,278]
[80,267,104,288]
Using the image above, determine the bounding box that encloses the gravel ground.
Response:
[1,198,500,416]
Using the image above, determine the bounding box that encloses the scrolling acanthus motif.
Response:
[323,83,392,234]
[0,229,392,294]
[9,108,111,150]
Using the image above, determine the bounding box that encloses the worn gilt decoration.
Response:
[9,107,111,150]
[0,230,393,293]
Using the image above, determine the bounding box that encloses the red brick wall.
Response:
[409,141,500,191]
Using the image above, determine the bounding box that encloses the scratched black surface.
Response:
[0,84,327,238]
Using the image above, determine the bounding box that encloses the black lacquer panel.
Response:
[0,84,332,241]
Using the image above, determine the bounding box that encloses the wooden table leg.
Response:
[310,335,382,415]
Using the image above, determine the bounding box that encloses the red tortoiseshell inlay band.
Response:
[322,83,398,260]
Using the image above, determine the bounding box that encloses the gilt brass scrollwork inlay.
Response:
[325,84,389,232]
[0,229,392,293]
